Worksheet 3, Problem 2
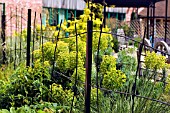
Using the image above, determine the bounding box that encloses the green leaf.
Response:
[10,107,16,113]
[0,109,10,113]
[37,110,46,113]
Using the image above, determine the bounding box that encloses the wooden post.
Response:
[1,14,6,64]
[147,6,150,39]
[26,9,31,67]
[165,0,168,42]
[85,20,93,113]
[152,3,155,47]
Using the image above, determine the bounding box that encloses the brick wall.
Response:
[0,0,43,36]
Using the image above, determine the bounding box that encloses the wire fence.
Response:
[0,8,170,112]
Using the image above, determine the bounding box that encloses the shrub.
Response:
[112,37,119,53]
[134,37,141,47]
[100,55,126,90]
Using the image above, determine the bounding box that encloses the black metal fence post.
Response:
[10,7,12,64]
[14,7,17,69]
[20,8,23,62]
[85,20,93,113]
[152,3,155,47]
[147,6,150,39]
[1,14,6,64]
[165,0,168,42]
[32,12,36,66]
[26,9,31,67]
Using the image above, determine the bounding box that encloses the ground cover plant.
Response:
[0,2,170,113]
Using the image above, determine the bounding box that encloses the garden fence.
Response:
[0,8,170,113]
[107,18,170,40]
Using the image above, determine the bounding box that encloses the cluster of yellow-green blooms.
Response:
[50,83,74,104]
[27,59,50,76]
[33,2,125,91]
[144,51,170,94]
[100,55,126,89]
[90,87,103,105]
[144,51,170,70]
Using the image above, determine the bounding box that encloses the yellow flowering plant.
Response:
[50,83,74,104]
[144,51,170,82]
[144,51,168,70]
[100,55,126,90]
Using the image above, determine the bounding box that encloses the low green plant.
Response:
[117,48,137,77]
[144,51,168,70]
[100,55,126,90]
[0,102,72,113]
[121,24,134,37]
[128,39,133,45]
[134,37,141,47]
[0,60,51,109]
[112,37,119,53]
[165,74,170,96]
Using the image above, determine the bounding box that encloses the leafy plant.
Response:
[165,74,170,94]
[0,60,51,109]
[112,37,119,53]
[121,23,134,37]
[100,55,126,90]
[144,51,168,70]
[117,48,137,77]
[134,37,141,47]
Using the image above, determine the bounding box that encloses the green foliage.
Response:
[0,60,51,109]
[32,3,114,91]
[50,83,74,105]
[34,41,69,63]
[71,67,85,87]
[103,69,126,89]
[66,38,86,62]
[92,32,112,53]
[90,88,103,107]
[116,49,137,99]
[0,61,76,110]
[100,55,116,75]
[165,74,170,94]
[100,55,126,90]
[88,3,104,19]
[56,52,71,72]
[112,37,119,53]
[144,51,168,70]
[128,39,133,45]
[117,48,137,76]
[0,102,72,113]
[134,37,141,47]
[121,24,134,37]
[1,2,170,113]
[0,65,14,80]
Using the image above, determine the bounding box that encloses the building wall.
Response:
[43,0,86,10]
[0,0,43,36]
[0,0,131,36]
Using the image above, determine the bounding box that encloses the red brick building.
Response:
[0,0,42,36]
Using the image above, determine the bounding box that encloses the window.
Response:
[48,8,58,26]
